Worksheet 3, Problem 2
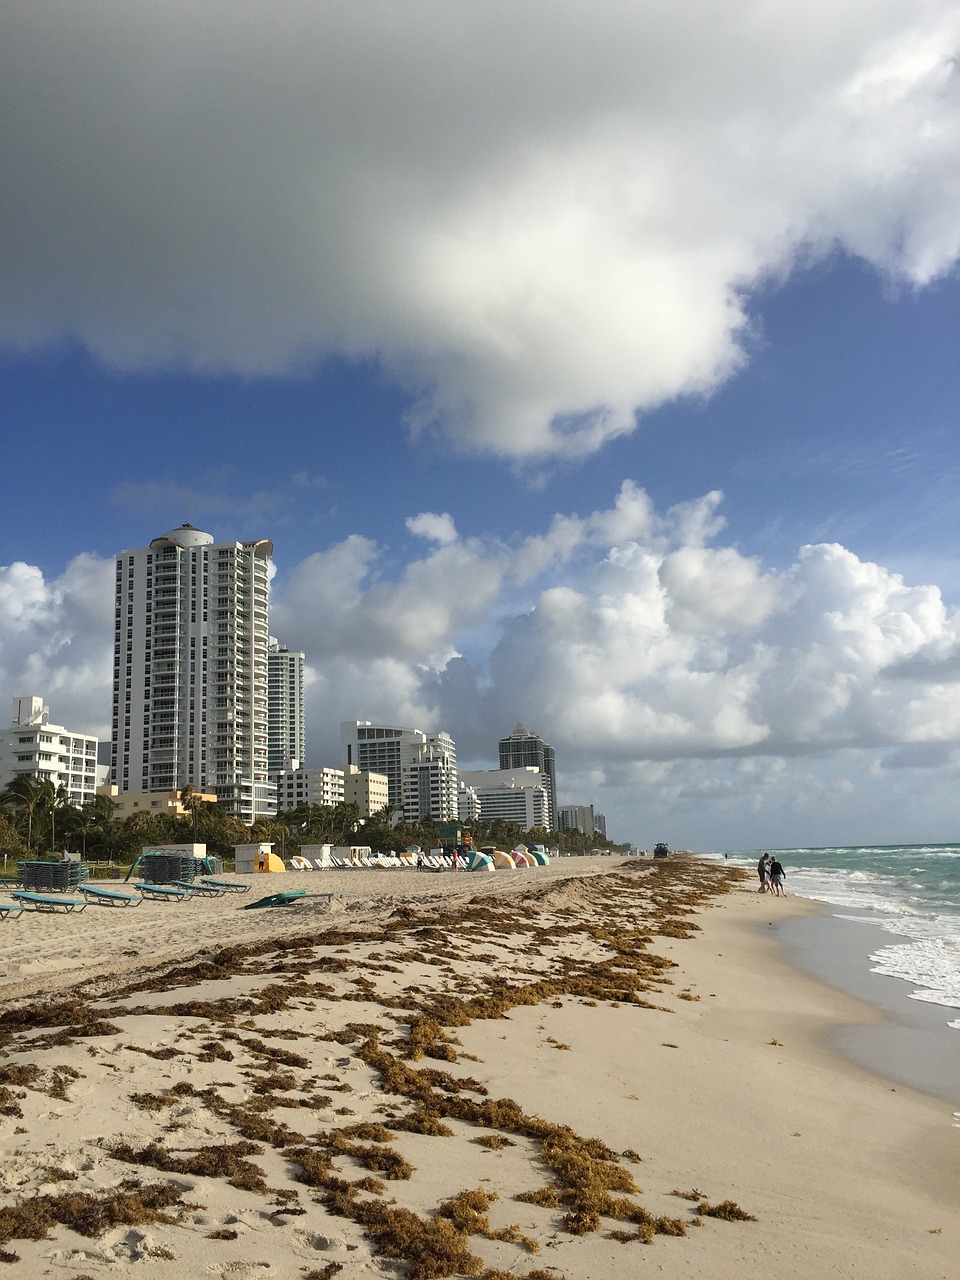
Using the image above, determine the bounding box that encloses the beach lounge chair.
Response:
[200,877,251,893]
[306,858,328,871]
[11,891,87,913]
[0,902,24,920]
[171,879,225,897]
[133,882,194,901]
[289,856,311,870]
[79,885,142,907]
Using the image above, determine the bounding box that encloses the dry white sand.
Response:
[0,858,956,1279]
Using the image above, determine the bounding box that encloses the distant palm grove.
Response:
[0,776,622,865]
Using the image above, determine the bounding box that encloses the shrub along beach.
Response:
[0,856,956,1278]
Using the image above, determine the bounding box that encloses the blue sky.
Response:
[2,2,959,850]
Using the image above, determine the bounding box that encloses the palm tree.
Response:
[178,784,205,840]
[0,774,49,851]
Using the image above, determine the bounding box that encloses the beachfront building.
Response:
[557,803,602,836]
[97,783,217,819]
[344,764,390,818]
[267,638,305,775]
[457,783,480,823]
[111,523,276,823]
[0,696,99,805]
[498,721,557,830]
[458,766,550,830]
[341,720,459,823]
[273,764,345,813]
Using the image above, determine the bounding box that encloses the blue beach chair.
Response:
[0,902,24,920]
[200,877,251,893]
[12,891,87,913]
[133,882,194,902]
[171,879,225,897]
[80,885,142,908]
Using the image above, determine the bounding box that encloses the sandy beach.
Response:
[0,857,956,1279]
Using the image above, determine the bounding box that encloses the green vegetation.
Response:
[0,778,629,864]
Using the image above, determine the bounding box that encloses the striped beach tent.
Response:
[493,850,516,870]
[528,848,550,866]
[512,849,532,867]
[467,849,495,872]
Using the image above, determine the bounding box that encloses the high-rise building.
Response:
[267,637,305,774]
[341,721,458,823]
[111,524,275,823]
[1,696,99,805]
[498,722,556,830]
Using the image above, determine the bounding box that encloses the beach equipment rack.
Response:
[17,860,90,893]
[131,853,207,885]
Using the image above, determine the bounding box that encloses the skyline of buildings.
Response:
[3,522,613,838]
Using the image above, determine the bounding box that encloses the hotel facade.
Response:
[111,524,276,822]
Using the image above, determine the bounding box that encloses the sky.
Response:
[1,1,960,851]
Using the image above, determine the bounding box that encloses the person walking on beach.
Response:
[757,853,770,892]
[769,857,786,897]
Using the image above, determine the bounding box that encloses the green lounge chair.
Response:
[241,889,306,909]
[12,892,86,913]
[80,885,142,907]
[134,882,194,901]
[0,902,24,920]
[200,877,251,893]
[171,879,225,897]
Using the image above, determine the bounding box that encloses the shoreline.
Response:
[0,859,956,1278]
[774,905,960,1106]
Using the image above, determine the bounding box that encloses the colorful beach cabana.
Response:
[493,850,517,870]
[467,850,495,872]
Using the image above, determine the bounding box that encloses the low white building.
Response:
[1,696,99,805]
[457,766,550,830]
[273,763,345,812]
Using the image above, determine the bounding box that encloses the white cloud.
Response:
[0,554,114,739]
[405,512,459,546]
[1,3,958,459]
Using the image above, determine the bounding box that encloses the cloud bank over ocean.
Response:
[2,1,958,459]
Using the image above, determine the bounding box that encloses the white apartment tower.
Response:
[1,696,99,805]
[111,524,276,822]
[341,721,458,823]
[267,637,305,774]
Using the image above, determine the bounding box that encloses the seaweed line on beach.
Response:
[0,860,756,1277]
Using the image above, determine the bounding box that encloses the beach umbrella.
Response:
[494,850,517,869]
[528,849,550,866]
[468,853,495,872]
[512,850,532,867]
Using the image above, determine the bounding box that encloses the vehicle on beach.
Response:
[653,842,670,858]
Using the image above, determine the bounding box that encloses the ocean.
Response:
[715,844,960,1031]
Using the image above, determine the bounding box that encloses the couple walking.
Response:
[757,852,786,896]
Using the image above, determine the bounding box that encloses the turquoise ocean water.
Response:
[714,845,960,1030]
